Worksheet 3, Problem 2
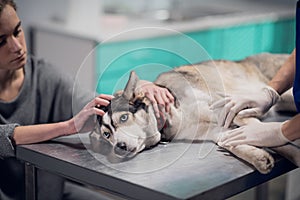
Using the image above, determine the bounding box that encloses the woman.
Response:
[0,0,174,199]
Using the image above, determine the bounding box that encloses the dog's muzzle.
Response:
[114,142,137,158]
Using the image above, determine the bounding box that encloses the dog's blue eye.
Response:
[120,114,128,123]
[103,132,110,139]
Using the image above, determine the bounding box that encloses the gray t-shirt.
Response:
[0,56,93,158]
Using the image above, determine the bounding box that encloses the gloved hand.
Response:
[218,119,290,147]
[211,86,280,128]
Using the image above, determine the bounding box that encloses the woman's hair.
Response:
[0,0,17,14]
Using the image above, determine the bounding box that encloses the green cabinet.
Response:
[96,18,295,94]
[186,18,295,60]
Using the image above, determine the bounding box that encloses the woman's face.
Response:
[0,4,27,71]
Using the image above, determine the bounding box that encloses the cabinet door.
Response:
[185,18,295,61]
[96,37,175,94]
[185,29,224,61]
[96,33,215,94]
[221,18,295,60]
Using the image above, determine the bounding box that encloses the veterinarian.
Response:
[213,1,300,148]
[215,49,299,147]
[214,3,300,197]
[0,0,174,200]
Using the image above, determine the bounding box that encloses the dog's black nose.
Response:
[114,142,128,156]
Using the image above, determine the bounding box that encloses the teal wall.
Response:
[96,18,295,94]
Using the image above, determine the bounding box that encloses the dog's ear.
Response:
[123,71,139,100]
[113,90,123,97]
[95,103,111,125]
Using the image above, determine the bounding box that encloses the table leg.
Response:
[24,162,37,200]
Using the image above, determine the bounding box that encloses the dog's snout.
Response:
[117,142,127,150]
[114,142,128,156]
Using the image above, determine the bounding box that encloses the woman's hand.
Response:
[136,80,174,118]
[71,94,114,133]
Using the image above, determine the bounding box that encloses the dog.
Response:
[90,53,296,174]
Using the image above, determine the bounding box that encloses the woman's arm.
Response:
[13,121,74,145]
[12,94,113,145]
[282,113,300,141]
[269,49,296,94]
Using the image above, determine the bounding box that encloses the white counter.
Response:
[33,1,295,43]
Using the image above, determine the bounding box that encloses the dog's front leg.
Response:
[219,117,275,174]
[221,144,274,174]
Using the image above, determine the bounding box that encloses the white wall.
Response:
[15,0,69,45]
[14,0,98,91]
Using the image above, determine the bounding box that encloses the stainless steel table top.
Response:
[16,132,296,200]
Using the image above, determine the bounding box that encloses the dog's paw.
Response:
[249,147,274,174]
[223,144,274,174]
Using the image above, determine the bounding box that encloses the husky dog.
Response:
[90,53,295,174]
